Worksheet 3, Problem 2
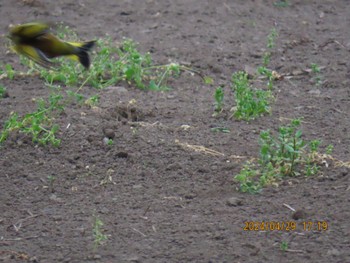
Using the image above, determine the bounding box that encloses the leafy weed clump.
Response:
[17,25,207,90]
[92,215,108,250]
[0,93,63,146]
[1,25,213,147]
[231,71,273,120]
[234,119,329,193]
[213,86,224,116]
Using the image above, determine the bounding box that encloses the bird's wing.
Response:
[10,22,49,39]
[12,44,53,68]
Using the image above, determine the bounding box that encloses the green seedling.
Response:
[234,162,262,194]
[231,71,272,120]
[257,66,275,90]
[267,28,278,49]
[280,241,289,251]
[203,76,214,84]
[261,28,278,67]
[0,85,7,98]
[5,64,15,80]
[92,215,108,250]
[310,63,322,86]
[259,28,278,90]
[106,138,113,146]
[85,95,100,107]
[326,144,334,155]
[213,86,224,115]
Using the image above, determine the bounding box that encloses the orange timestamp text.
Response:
[243,221,329,232]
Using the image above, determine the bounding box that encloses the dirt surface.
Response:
[1,0,350,262]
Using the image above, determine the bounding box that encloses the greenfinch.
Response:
[8,22,95,69]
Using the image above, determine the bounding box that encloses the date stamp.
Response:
[243,221,329,231]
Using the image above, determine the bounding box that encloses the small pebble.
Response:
[292,209,307,220]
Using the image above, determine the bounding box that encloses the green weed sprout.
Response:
[231,71,272,120]
[234,162,262,194]
[259,28,278,89]
[259,119,306,177]
[0,94,63,146]
[280,241,289,251]
[92,215,108,250]
[0,85,7,98]
[310,63,322,86]
[234,119,330,193]
[16,25,209,91]
[213,86,224,115]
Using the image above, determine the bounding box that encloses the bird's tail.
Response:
[67,40,96,69]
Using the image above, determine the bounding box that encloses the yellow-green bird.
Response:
[8,22,95,69]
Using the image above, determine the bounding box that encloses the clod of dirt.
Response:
[166,162,182,171]
[49,194,63,203]
[115,152,128,158]
[86,133,99,143]
[326,248,342,257]
[244,65,257,78]
[125,255,140,262]
[115,105,145,122]
[341,168,349,176]
[184,193,197,200]
[103,128,115,139]
[226,197,243,207]
[292,209,307,220]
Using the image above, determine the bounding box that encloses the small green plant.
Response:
[17,27,208,91]
[106,138,114,146]
[257,66,275,90]
[259,119,306,177]
[304,139,321,176]
[274,1,289,7]
[85,95,100,107]
[0,93,63,146]
[234,119,330,192]
[280,241,289,251]
[310,63,322,86]
[234,162,262,194]
[261,28,278,67]
[267,28,278,49]
[92,215,108,250]
[213,86,224,115]
[4,64,15,80]
[0,85,7,98]
[231,71,272,120]
[325,144,334,155]
[259,28,278,89]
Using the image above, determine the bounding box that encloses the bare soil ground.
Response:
[1,0,350,262]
